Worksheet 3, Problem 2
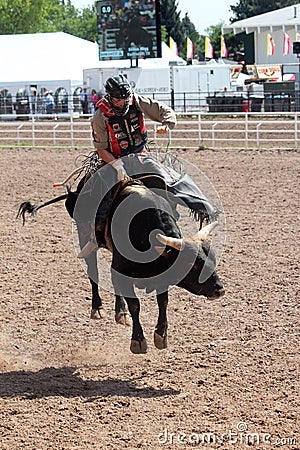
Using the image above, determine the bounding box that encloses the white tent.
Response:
[0,33,185,99]
[0,32,99,83]
[0,32,184,86]
[0,32,100,114]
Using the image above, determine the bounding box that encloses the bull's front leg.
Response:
[154,291,168,349]
[124,297,148,354]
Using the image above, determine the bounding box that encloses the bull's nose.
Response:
[218,288,225,297]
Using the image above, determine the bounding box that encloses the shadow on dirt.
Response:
[0,366,180,400]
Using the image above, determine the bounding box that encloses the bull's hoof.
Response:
[154,331,168,350]
[90,308,107,319]
[115,312,132,327]
[130,339,148,354]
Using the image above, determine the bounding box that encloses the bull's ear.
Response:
[193,221,219,245]
[156,234,184,251]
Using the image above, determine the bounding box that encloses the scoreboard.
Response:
[96,0,161,60]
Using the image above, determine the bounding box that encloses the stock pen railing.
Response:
[0,112,299,150]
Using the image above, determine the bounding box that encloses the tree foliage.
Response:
[0,0,296,62]
[0,0,62,34]
[0,0,96,39]
[181,13,203,60]
[160,0,185,55]
[230,0,299,22]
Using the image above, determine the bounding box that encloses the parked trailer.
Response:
[170,64,231,111]
[83,66,170,102]
[83,63,231,111]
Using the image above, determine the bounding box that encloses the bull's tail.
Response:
[17,193,68,225]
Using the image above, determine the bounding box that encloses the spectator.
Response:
[90,89,99,114]
[30,88,37,114]
[45,90,55,115]
[80,87,89,114]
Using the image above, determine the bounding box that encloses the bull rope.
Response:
[52,152,103,188]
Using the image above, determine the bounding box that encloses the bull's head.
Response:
[156,222,225,300]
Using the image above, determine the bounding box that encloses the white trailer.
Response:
[83,66,171,101]
[83,62,231,112]
[170,64,231,110]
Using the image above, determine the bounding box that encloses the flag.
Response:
[169,36,178,56]
[266,33,275,56]
[283,32,291,56]
[186,37,194,59]
[220,35,228,58]
[205,36,214,59]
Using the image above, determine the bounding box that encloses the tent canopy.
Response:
[0,32,99,82]
[0,33,185,85]
[223,4,300,34]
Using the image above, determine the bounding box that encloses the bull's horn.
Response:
[196,221,218,242]
[156,234,184,251]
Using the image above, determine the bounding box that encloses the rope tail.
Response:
[17,193,68,225]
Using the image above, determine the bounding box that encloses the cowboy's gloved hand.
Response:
[111,159,129,181]
[156,124,169,134]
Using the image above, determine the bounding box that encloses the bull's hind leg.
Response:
[90,277,106,319]
[76,223,106,319]
[124,297,147,354]
[84,245,106,320]
[115,295,132,326]
[154,292,168,350]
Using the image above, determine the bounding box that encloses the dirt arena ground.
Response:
[1,145,299,449]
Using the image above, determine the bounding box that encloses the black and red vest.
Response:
[97,97,148,157]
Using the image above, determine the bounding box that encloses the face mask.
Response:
[107,94,132,116]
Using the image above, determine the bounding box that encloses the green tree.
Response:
[181,13,204,60]
[56,1,97,41]
[0,0,97,42]
[230,0,299,21]
[204,22,242,61]
[73,6,97,42]
[0,0,62,34]
[160,0,185,57]
[205,24,223,59]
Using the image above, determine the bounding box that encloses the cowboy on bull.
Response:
[71,74,217,257]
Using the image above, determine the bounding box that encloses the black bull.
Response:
[18,178,225,354]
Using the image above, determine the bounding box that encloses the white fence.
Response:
[0,112,299,150]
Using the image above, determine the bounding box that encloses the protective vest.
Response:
[97,97,148,157]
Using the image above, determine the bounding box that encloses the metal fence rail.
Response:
[0,112,299,150]
[0,88,297,115]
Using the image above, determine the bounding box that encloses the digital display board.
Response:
[96,0,161,60]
